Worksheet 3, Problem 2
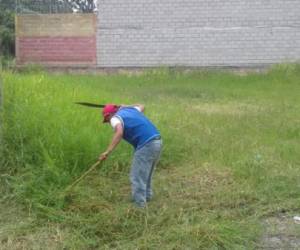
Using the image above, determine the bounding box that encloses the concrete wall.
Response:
[16,14,97,66]
[97,0,300,67]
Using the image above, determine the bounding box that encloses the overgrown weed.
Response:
[1,64,299,248]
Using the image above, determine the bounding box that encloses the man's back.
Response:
[114,107,160,150]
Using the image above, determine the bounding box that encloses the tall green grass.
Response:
[1,65,300,249]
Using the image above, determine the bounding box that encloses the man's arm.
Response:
[121,104,145,113]
[99,123,123,161]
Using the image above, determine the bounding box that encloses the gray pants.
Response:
[130,139,162,207]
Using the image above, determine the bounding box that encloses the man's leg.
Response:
[130,140,162,207]
[130,147,151,207]
[146,139,162,201]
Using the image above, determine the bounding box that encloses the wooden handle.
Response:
[64,160,103,192]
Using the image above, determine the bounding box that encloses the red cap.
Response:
[102,104,119,123]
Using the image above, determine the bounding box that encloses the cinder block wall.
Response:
[97,0,300,67]
[16,14,97,66]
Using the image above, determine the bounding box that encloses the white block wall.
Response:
[97,0,300,67]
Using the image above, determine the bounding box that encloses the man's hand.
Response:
[99,151,109,161]
[120,104,145,112]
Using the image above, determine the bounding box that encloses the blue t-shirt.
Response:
[114,107,160,150]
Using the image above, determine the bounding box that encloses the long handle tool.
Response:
[64,160,103,193]
[75,102,106,108]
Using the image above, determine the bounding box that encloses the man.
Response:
[99,104,162,208]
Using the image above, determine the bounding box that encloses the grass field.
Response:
[1,65,300,249]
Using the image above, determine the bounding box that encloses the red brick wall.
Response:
[16,14,97,67]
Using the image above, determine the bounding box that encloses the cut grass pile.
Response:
[0,65,300,249]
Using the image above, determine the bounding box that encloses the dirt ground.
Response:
[260,213,300,249]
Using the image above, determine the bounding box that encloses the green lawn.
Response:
[1,65,300,249]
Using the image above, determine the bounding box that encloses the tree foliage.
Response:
[0,0,15,57]
[15,0,96,14]
[68,0,96,13]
